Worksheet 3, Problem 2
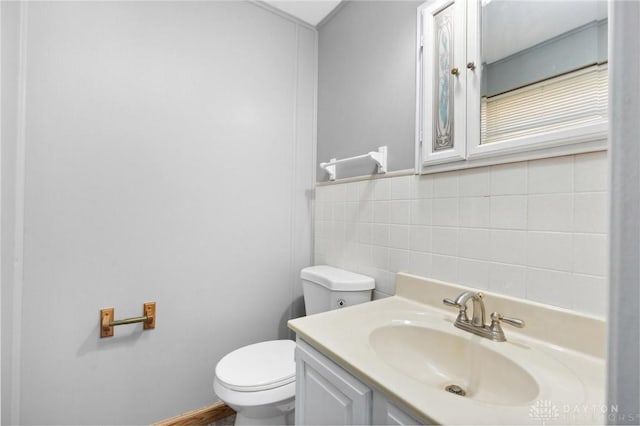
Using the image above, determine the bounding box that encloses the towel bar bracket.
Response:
[324,158,337,181]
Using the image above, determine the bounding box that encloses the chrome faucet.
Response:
[443,291,525,342]
[444,291,486,327]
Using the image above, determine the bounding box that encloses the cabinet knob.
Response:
[467,62,476,71]
[450,67,460,76]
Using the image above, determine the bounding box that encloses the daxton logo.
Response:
[529,400,560,425]
[529,399,624,424]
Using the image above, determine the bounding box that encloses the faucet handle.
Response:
[443,298,459,307]
[443,298,469,323]
[501,315,525,328]
[488,312,525,342]
[490,312,525,328]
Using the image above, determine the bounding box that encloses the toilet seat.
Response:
[214,377,295,410]
[215,340,296,392]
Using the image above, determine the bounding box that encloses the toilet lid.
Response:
[215,340,296,392]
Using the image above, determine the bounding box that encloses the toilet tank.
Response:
[300,265,375,315]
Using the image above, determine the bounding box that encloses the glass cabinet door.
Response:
[418,0,467,166]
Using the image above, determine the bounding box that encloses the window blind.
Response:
[480,64,608,145]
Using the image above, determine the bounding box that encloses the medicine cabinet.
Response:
[416,0,608,173]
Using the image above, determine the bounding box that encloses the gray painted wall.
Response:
[1,1,20,423]
[317,1,421,182]
[1,2,315,424]
[608,0,640,422]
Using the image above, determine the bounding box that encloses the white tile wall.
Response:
[490,162,527,195]
[314,152,609,317]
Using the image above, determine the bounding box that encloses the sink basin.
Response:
[369,323,540,406]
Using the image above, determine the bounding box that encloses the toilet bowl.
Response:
[213,340,296,425]
[213,266,375,425]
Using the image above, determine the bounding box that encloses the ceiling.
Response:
[263,0,343,26]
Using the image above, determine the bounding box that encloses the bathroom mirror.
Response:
[480,0,608,145]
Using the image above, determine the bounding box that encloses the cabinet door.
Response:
[295,339,372,425]
[418,0,467,167]
[372,392,425,426]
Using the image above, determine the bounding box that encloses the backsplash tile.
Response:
[490,162,527,195]
[433,171,459,198]
[574,192,608,233]
[410,199,432,225]
[412,175,434,199]
[528,155,574,194]
[527,194,574,231]
[389,200,411,224]
[459,197,490,228]
[458,228,491,261]
[431,227,458,256]
[458,258,490,289]
[373,178,391,200]
[390,175,412,200]
[388,249,410,272]
[371,223,389,246]
[373,201,390,223]
[526,231,573,271]
[571,273,607,315]
[458,167,490,197]
[432,198,459,226]
[526,268,575,307]
[574,151,608,192]
[490,195,527,229]
[408,251,432,278]
[388,225,410,249]
[572,233,608,276]
[431,254,459,283]
[490,230,527,265]
[488,263,527,298]
[314,152,608,317]
[408,225,431,252]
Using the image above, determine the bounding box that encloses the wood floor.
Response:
[153,402,236,426]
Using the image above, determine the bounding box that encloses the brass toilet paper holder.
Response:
[100,302,155,338]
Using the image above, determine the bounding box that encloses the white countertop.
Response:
[288,273,606,425]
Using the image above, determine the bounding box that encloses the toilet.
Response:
[213,265,375,425]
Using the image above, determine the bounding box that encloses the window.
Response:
[481,65,608,145]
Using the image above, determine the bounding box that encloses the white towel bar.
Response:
[320,146,387,181]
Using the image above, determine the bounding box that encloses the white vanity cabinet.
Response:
[295,339,425,425]
[371,393,422,426]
